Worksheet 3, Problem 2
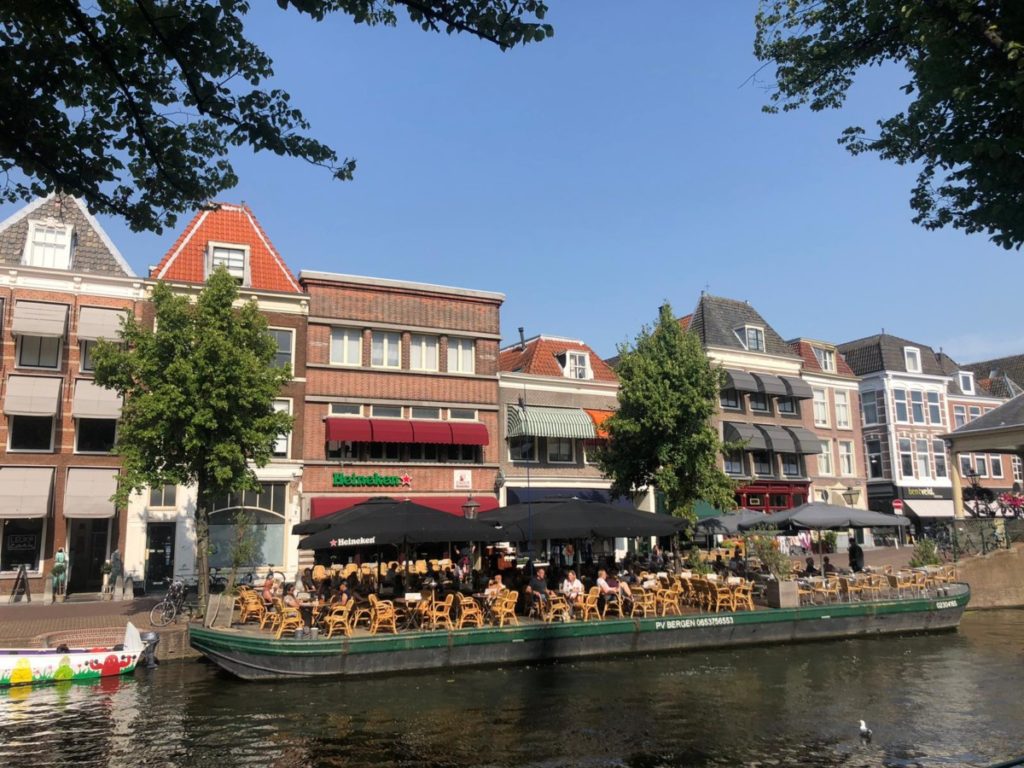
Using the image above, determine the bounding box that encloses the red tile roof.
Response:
[150,203,302,293]
[678,314,692,331]
[789,339,856,377]
[499,336,618,382]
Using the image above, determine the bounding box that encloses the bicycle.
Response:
[149,580,195,626]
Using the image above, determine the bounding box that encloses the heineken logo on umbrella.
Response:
[332,472,412,488]
[329,536,376,547]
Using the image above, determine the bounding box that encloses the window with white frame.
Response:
[812,347,835,372]
[448,408,477,420]
[330,403,361,416]
[817,440,833,475]
[777,396,796,414]
[80,340,96,372]
[991,454,1004,479]
[749,392,769,413]
[975,454,989,478]
[735,325,765,352]
[149,485,177,507]
[720,388,740,409]
[0,518,45,573]
[781,453,800,477]
[834,390,850,428]
[838,441,854,476]
[508,435,537,462]
[862,391,879,425]
[76,418,117,453]
[411,406,440,419]
[910,391,925,423]
[371,331,401,368]
[953,405,967,428]
[968,405,982,421]
[866,439,884,479]
[904,347,921,373]
[812,388,829,426]
[330,327,363,366]
[583,442,600,465]
[209,243,247,284]
[915,438,930,478]
[269,329,293,370]
[1013,456,1022,482]
[893,389,909,422]
[547,437,574,463]
[959,372,975,395]
[898,437,914,477]
[371,404,402,418]
[932,440,948,478]
[565,351,590,379]
[724,450,745,475]
[410,334,439,371]
[752,451,772,475]
[18,335,60,369]
[271,399,291,457]
[927,392,942,425]
[23,220,73,270]
[8,415,55,451]
[447,337,475,373]
[959,454,972,478]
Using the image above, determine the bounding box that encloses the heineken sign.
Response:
[332,472,412,488]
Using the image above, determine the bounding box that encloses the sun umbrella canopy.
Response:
[695,509,767,535]
[298,498,502,550]
[737,502,910,532]
[479,498,683,541]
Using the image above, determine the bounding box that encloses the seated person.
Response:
[822,556,838,575]
[283,583,301,609]
[712,555,728,574]
[529,567,550,605]
[330,582,351,606]
[729,550,743,572]
[609,573,633,604]
[560,570,585,605]
[300,568,316,595]
[262,572,275,604]
[596,568,618,605]
[802,557,819,577]
[484,574,504,599]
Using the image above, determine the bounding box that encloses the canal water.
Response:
[1,610,1021,768]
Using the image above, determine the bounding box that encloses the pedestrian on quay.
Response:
[848,537,865,573]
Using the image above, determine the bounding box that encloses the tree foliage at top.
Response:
[755,1,1024,249]
[0,1,553,233]
[91,267,292,609]
[599,303,736,522]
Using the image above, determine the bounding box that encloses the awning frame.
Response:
[506,405,597,440]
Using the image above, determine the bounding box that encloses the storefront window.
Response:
[208,509,283,569]
[1,518,44,572]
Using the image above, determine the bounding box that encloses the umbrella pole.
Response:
[818,529,824,577]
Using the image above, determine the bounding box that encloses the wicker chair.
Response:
[368,594,398,635]
[323,602,353,639]
[732,582,755,611]
[237,593,266,625]
[630,589,657,618]
[457,594,484,628]
[578,587,601,622]
[492,590,519,627]
[429,594,455,631]
[274,599,305,640]
[540,595,572,623]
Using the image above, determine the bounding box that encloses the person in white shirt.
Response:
[561,570,584,608]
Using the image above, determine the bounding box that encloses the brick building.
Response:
[683,295,822,514]
[123,204,308,588]
[0,195,144,596]
[497,334,622,506]
[299,271,504,543]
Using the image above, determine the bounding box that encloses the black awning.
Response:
[723,369,759,393]
[756,424,796,453]
[751,372,788,396]
[786,426,822,455]
[723,422,767,451]
[781,376,814,400]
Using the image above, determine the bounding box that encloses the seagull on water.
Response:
[859,720,873,741]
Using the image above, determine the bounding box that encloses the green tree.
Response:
[0,1,553,233]
[599,303,736,524]
[92,268,292,614]
[754,1,1024,249]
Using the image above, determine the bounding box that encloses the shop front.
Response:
[63,468,119,592]
[734,481,809,514]
[0,467,54,593]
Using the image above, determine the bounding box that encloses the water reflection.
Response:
[1,610,1022,767]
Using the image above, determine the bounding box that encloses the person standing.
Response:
[848,537,865,572]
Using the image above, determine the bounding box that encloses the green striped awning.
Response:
[507,405,597,440]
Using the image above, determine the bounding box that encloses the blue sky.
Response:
[5,3,1022,362]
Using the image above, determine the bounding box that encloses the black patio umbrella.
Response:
[291,496,405,536]
[298,498,503,551]
[695,509,767,535]
[479,497,683,541]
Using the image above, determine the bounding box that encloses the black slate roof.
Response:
[952,393,1024,434]
[687,294,798,358]
[837,333,945,376]
[965,354,1024,399]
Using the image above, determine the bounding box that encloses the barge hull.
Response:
[189,584,969,681]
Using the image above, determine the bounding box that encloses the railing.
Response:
[923,518,1023,561]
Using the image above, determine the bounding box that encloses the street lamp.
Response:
[841,486,860,506]
[461,494,480,520]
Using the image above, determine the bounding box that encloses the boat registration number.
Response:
[655,616,734,630]
[934,600,958,610]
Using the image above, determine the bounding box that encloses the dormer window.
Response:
[904,347,921,373]
[959,371,975,395]
[812,346,835,372]
[735,325,765,352]
[207,242,248,284]
[566,351,591,380]
[23,219,74,270]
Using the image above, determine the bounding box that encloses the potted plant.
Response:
[750,535,799,608]
[51,562,67,603]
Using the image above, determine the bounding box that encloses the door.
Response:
[145,523,176,589]
[67,518,112,592]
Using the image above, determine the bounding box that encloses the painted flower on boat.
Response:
[9,658,33,685]
[54,656,74,682]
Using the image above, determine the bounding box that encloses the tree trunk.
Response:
[195,480,210,624]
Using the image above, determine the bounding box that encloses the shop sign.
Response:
[6,535,37,551]
[332,472,412,488]
[454,470,472,490]
[903,487,951,499]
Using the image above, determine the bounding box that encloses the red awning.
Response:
[416,496,501,517]
[325,418,372,442]
[449,422,489,445]
[310,496,372,519]
[411,421,453,444]
[584,409,614,439]
[370,419,414,443]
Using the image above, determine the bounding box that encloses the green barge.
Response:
[189,583,970,681]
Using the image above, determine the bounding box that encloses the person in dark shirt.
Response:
[822,556,838,574]
[801,557,819,577]
[848,537,865,572]
[528,567,550,615]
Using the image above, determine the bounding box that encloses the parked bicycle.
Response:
[149,580,194,626]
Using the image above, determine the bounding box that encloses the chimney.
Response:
[518,327,525,349]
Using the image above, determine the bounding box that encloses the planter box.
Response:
[766,580,800,609]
